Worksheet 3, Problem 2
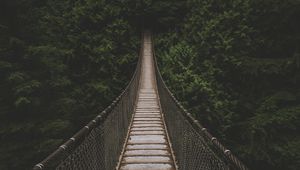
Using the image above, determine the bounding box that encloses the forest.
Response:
[0,0,299,169]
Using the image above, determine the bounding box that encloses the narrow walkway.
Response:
[117,33,176,170]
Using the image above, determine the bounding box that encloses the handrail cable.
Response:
[33,31,248,170]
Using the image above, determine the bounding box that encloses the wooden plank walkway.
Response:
[117,33,177,170]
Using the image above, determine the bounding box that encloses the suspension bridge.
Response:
[33,32,248,170]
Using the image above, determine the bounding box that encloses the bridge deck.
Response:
[117,33,176,170]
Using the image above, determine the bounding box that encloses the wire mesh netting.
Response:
[33,32,247,170]
[153,36,248,170]
[33,37,143,170]
[155,71,229,170]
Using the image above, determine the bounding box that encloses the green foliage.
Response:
[0,0,138,169]
[0,0,299,169]
[155,0,300,169]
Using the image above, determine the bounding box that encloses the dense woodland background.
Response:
[0,0,299,169]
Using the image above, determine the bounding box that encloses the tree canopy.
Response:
[0,0,299,169]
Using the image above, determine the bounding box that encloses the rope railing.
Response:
[33,34,144,170]
[152,35,248,170]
